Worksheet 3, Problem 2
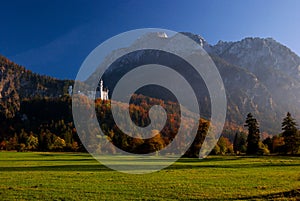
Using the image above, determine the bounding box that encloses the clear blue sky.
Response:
[1,0,299,79]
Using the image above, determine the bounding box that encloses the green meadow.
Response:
[0,152,299,200]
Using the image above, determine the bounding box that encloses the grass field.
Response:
[0,152,299,200]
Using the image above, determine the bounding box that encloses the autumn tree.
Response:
[262,137,273,153]
[7,134,18,151]
[282,112,299,154]
[26,133,39,150]
[272,135,285,153]
[217,136,233,155]
[51,136,66,151]
[147,130,166,156]
[183,119,209,158]
[244,113,260,155]
[233,132,247,154]
[0,140,7,150]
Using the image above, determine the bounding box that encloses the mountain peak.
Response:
[210,36,300,79]
[1,33,299,134]
[179,32,207,47]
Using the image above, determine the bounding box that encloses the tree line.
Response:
[236,112,300,155]
[0,95,299,156]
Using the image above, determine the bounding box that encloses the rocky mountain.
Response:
[1,32,299,134]
[207,36,300,133]
[0,55,73,119]
[94,32,300,134]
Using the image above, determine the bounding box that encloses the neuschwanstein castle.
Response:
[68,80,109,100]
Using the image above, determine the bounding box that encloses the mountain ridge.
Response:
[0,55,73,118]
[98,32,300,133]
[1,33,299,134]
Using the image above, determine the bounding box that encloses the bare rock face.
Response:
[99,33,300,133]
[208,36,300,132]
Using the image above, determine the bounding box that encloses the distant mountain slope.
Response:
[95,32,300,134]
[0,55,73,118]
[208,36,300,132]
[1,32,300,134]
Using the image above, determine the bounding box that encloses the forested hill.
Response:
[1,32,300,134]
[0,55,73,119]
[0,94,244,156]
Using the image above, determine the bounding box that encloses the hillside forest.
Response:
[0,94,299,157]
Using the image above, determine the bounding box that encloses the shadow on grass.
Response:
[167,162,300,170]
[166,156,300,170]
[0,158,96,162]
[1,155,299,172]
[232,188,300,200]
[36,153,92,157]
[199,189,300,201]
[177,157,240,163]
[0,164,112,172]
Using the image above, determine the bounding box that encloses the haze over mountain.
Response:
[207,35,300,133]
[1,32,299,134]
[98,32,300,134]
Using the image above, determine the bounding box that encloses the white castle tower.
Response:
[68,85,73,96]
[76,80,109,100]
[99,80,109,100]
